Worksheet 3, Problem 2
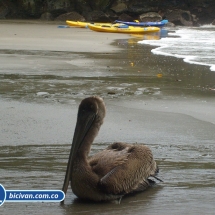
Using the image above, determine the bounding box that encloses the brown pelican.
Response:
[61,96,161,202]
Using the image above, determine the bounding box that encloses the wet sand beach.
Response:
[0,21,215,215]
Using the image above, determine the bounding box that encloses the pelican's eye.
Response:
[80,104,94,114]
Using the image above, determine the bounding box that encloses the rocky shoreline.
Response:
[1,0,215,26]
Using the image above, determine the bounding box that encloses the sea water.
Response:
[138,25,215,71]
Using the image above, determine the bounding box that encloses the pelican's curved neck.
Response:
[76,121,101,162]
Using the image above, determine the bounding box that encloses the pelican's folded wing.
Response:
[98,144,158,195]
[89,142,130,178]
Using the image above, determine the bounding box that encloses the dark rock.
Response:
[0,4,9,19]
[50,9,67,18]
[165,9,193,26]
[139,12,162,22]
[128,5,155,15]
[111,3,128,13]
[40,12,54,21]
[118,1,158,15]
[84,10,111,22]
[55,11,85,21]
[212,19,215,25]
[165,22,175,27]
[191,14,200,26]
[2,0,215,25]
[75,1,92,14]
[105,9,118,22]
[87,0,113,11]
[117,13,134,22]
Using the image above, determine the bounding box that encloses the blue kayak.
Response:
[114,20,168,27]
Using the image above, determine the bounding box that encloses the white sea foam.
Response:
[138,26,215,71]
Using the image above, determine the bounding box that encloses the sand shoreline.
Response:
[1,22,215,113]
[1,21,215,139]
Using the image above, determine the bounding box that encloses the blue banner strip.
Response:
[6,190,65,202]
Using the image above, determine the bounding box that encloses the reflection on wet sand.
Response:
[1,141,214,214]
[1,44,215,105]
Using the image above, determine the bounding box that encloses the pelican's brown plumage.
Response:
[61,96,160,202]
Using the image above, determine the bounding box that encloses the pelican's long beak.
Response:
[61,109,96,203]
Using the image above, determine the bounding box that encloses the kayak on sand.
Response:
[88,24,160,34]
[114,20,168,27]
[66,20,114,28]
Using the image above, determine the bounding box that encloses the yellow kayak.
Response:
[88,24,160,34]
[66,20,113,28]
[66,20,89,28]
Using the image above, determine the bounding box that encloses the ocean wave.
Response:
[138,26,215,71]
